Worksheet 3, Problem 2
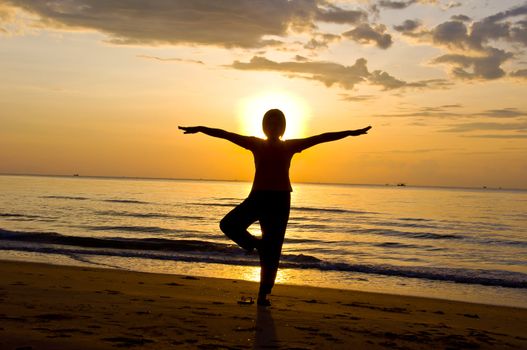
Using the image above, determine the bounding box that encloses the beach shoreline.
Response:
[0,260,526,349]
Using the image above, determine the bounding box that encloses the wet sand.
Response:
[0,260,525,349]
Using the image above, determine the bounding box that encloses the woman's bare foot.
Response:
[257,292,271,306]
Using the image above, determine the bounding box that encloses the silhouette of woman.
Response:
[179,109,371,306]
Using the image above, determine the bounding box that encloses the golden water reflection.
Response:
[239,265,289,285]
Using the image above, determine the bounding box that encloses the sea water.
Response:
[1,175,526,307]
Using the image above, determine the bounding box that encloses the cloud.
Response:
[393,4,527,80]
[375,0,438,10]
[377,104,463,118]
[231,56,369,89]
[393,19,421,33]
[137,55,204,65]
[443,1,461,10]
[230,55,450,91]
[377,1,412,10]
[315,5,367,24]
[368,69,405,88]
[2,0,368,48]
[359,147,456,154]
[339,94,376,102]
[378,105,527,119]
[442,121,527,133]
[480,108,526,118]
[432,20,469,48]
[432,48,513,80]
[463,134,527,139]
[425,4,527,50]
[303,33,340,50]
[294,55,309,62]
[451,14,471,22]
[342,23,392,49]
[0,2,20,34]
[510,68,527,78]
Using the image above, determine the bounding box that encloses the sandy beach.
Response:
[0,260,525,349]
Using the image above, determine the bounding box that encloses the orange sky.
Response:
[0,1,526,188]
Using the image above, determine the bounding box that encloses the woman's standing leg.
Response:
[219,194,261,252]
[257,192,291,305]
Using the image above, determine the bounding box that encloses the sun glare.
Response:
[238,91,309,139]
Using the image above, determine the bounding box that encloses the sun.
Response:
[238,91,309,139]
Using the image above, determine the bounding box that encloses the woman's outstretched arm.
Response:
[289,126,371,153]
[178,126,254,149]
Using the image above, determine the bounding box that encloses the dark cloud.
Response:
[463,134,527,139]
[404,79,452,89]
[315,5,366,24]
[377,104,463,118]
[2,0,367,48]
[377,1,411,10]
[369,70,405,88]
[230,56,369,89]
[342,23,393,49]
[294,55,309,62]
[303,33,340,50]
[376,0,438,10]
[137,55,204,65]
[230,56,449,91]
[426,4,527,50]
[432,20,468,48]
[472,6,527,48]
[442,121,527,133]
[378,105,527,119]
[510,68,527,78]
[393,19,421,33]
[480,108,526,118]
[432,48,513,80]
[360,148,457,155]
[451,14,471,22]
[394,4,527,80]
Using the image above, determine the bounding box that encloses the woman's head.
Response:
[262,109,286,139]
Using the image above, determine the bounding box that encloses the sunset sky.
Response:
[1,0,526,189]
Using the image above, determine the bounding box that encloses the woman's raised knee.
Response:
[219,217,232,235]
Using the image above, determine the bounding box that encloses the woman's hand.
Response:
[178,126,202,134]
[351,126,372,136]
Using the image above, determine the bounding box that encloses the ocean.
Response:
[1,175,526,308]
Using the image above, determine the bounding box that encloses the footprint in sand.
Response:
[101,336,154,347]
[165,282,184,287]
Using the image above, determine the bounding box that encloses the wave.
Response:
[373,242,424,249]
[103,199,150,204]
[0,228,525,289]
[292,206,375,215]
[350,228,527,247]
[192,202,374,215]
[192,202,235,208]
[42,195,89,200]
[351,228,461,240]
[0,228,233,253]
[41,195,151,205]
[94,210,205,220]
[373,220,441,230]
[85,225,175,234]
[300,262,527,289]
[399,217,434,222]
[0,213,41,219]
[0,212,56,222]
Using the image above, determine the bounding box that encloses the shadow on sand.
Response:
[254,306,278,349]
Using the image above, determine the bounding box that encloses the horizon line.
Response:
[1,172,525,192]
